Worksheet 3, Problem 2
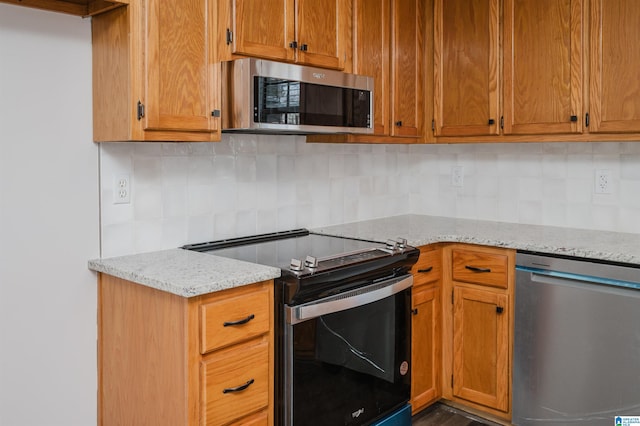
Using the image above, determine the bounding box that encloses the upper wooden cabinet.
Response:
[0,0,127,17]
[503,0,583,135]
[434,0,582,138]
[589,0,640,133]
[217,0,348,70]
[434,0,500,137]
[92,0,221,142]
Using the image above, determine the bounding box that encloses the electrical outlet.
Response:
[113,174,131,204]
[594,169,612,194]
[451,166,464,187]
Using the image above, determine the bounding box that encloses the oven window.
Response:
[254,77,371,128]
[286,288,410,426]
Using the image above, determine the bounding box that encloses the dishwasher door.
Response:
[514,252,640,426]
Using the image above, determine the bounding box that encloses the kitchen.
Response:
[1,1,640,426]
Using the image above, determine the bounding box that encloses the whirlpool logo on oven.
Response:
[352,408,365,419]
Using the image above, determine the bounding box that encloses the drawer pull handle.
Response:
[465,265,491,273]
[223,314,255,327]
[417,267,433,273]
[222,378,254,394]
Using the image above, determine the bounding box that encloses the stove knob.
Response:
[386,239,399,251]
[304,255,318,269]
[396,238,407,249]
[290,258,304,272]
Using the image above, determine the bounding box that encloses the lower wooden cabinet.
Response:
[410,246,442,413]
[442,244,515,420]
[98,274,274,426]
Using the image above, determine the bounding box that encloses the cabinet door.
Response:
[143,0,215,132]
[411,285,441,413]
[390,0,424,137]
[589,0,640,133]
[353,0,390,136]
[229,0,296,62]
[434,0,499,136]
[296,0,342,69]
[503,0,583,135]
[452,287,509,412]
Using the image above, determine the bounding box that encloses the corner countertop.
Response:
[89,215,640,297]
[313,214,640,265]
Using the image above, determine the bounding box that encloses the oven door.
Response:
[283,275,412,426]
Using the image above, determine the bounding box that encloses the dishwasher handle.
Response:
[285,275,412,325]
[517,265,640,291]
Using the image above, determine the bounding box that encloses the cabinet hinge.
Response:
[137,101,145,121]
[211,110,221,118]
[226,28,233,45]
[585,112,590,127]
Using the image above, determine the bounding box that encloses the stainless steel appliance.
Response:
[514,252,640,426]
[184,230,418,426]
[221,58,374,134]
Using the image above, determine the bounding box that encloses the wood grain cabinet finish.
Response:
[410,246,442,414]
[435,0,582,138]
[217,0,347,70]
[98,275,274,426]
[92,0,221,142]
[442,244,515,420]
[589,0,640,133]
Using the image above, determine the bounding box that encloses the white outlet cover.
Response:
[451,166,464,187]
[594,169,612,194]
[113,174,131,204]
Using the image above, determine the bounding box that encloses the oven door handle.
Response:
[286,274,412,325]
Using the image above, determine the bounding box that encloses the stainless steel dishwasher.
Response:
[514,252,640,426]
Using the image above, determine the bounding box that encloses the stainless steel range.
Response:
[184,229,419,426]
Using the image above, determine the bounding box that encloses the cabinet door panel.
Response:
[296,0,341,69]
[503,0,583,135]
[434,0,499,136]
[232,0,296,62]
[590,0,640,133]
[453,287,508,412]
[391,0,424,137]
[411,286,441,413]
[353,0,390,135]
[144,0,213,132]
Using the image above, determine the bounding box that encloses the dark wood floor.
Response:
[412,403,501,426]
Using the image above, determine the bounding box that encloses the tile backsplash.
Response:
[100,136,640,257]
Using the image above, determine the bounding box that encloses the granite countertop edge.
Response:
[89,215,640,297]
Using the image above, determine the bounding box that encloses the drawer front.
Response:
[451,248,508,289]
[201,338,270,426]
[411,247,441,287]
[201,287,270,354]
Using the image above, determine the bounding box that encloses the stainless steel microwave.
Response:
[221,58,374,134]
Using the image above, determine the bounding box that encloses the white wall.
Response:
[0,4,99,426]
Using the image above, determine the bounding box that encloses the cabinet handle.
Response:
[496,306,504,314]
[395,121,403,127]
[223,314,255,327]
[570,115,578,122]
[417,267,433,273]
[222,378,254,394]
[289,40,298,49]
[411,308,419,315]
[300,44,308,52]
[464,265,491,273]
[488,118,495,125]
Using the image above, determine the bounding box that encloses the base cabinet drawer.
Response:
[201,337,270,426]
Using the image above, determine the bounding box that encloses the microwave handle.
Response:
[286,275,412,325]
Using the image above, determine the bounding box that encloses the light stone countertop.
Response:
[313,214,640,265]
[89,215,640,297]
[88,248,281,297]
